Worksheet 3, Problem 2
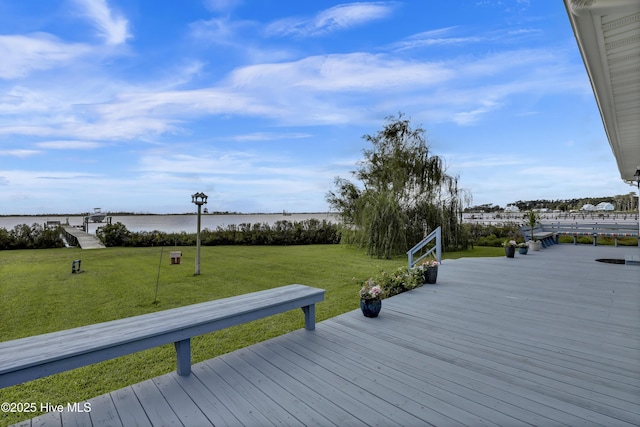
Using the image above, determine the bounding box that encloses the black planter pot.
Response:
[505,246,515,258]
[360,299,382,318]
[425,266,438,284]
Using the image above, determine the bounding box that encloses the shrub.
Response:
[466,223,523,247]
[367,266,424,298]
[96,222,131,247]
[0,224,65,250]
[95,219,341,247]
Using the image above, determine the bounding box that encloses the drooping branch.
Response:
[327,113,471,258]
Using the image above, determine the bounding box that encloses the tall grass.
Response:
[0,244,501,425]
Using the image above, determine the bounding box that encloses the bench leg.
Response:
[301,304,316,331]
[175,339,191,376]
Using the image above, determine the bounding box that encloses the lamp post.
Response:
[191,192,208,275]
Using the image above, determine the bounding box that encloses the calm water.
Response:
[2,212,635,233]
[0,213,339,234]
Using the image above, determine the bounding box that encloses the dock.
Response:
[62,226,106,249]
[9,244,640,426]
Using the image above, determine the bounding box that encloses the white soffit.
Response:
[564,0,640,183]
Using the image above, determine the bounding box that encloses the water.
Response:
[0,213,340,234]
[2,212,635,233]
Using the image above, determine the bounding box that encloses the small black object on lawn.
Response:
[72,259,82,273]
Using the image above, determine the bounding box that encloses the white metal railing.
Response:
[407,226,441,269]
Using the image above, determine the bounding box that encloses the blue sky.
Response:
[0,0,635,215]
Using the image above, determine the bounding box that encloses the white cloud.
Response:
[450,154,525,169]
[0,33,90,79]
[231,132,312,142]
[390,27,485,51]
[35,141,103,150]
[73,0,131,45]
[138,152,257,175]
[0,44,586,141]
[0,149,41,158]
[228,53,452,93]
[189,17,255,47]
[266,2,394,37]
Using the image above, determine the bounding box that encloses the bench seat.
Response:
[0,284,325,389]
[520,225,556,248]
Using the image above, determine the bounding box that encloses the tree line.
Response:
[0,219,341,250]
[96,219,340,247]
[0,223,66,250]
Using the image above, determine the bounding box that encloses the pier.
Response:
[62,226,106,249]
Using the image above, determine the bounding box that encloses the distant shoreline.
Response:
[0,211,335,217]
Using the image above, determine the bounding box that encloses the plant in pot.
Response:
[526,210,542,251]
[418,257,440,284]
[359,278,384,318]
[517,242,528,255]
[503,240,517,258]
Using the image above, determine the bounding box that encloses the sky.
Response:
[0,0,636,215]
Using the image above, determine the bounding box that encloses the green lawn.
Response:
[0,244,502,425]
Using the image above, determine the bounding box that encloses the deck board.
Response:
[110,387,151,427]
[85,394,120,427]
[130,381,181,426]
[9,244,640,427]
[169,370,239,426]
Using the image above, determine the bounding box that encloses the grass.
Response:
[0,244,502,425]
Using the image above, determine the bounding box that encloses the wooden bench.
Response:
[0,284,324,389]
[541,222,639,246]
[519,224,556,248]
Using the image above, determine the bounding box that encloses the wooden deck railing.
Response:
[407,226,441,269]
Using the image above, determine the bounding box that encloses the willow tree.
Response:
[327,114,470,258]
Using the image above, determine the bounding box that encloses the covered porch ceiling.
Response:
[564,0,640,184]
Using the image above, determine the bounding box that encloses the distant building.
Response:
[504,205,520,213]
[595,202,614,211]
[581,204,596,211]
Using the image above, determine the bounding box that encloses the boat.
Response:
[89,208,107,222]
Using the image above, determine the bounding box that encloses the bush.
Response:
[96,222,131,247]
[95,219,341,247]
[466,223,523,247]
[0,224,65,250]
[363,266,424,299]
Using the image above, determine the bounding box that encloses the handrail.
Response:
[407,226,441,269]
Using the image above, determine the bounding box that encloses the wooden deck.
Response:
[11,244,640,426]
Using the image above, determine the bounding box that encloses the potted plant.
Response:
[526,210,542,251]
[359,278,384,318]
[517,242,528,255]
[503,240,516,258]
[418,257,440,284]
